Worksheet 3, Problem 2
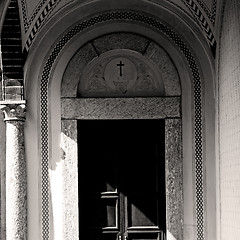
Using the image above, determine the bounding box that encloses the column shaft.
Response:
[6,120,27,239]
[0,103,27,240]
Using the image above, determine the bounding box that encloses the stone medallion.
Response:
[104,57,137,93]
[78,49,165,97]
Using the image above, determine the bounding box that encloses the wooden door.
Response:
[79,120,165,240]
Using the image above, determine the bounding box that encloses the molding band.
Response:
[23,1,216,52]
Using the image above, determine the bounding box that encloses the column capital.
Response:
[0,101,26,122]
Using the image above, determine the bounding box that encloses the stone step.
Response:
[1,0,24,85]
[1,38,21,45]
[3,72,24,79]
[2,78,23,83]
[3,65,23,68]
[2,24,20,29]
[1,31,21,38]
[2,48,22,54]
[3,18,19,23]
[2,58,23,64]
[3,65,23,71]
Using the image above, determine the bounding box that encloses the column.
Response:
[0,102,27,239]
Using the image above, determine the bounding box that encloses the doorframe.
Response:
[61,97,183,240]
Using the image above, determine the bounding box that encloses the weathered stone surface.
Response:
[61,97,180,119]
[78,49,165,97]
[6,121,27,240]
[61,120,78,240]
[61,43,98,97]
[93,32,149,54]
[145,42,181,96]
[165,119,183,240]
[62,33,181,98]
[0,103,27,240]
[0,103,26,121]
[61,100,182,240]
[0,112,6,240]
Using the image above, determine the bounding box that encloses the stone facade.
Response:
[0,1,221,240]
[218,0,240,239]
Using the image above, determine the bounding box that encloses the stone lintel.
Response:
[0,101,26,122]
[61,97,181,119]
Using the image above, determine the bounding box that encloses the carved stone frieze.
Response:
[78,49,165,97]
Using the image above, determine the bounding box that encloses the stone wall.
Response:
[218,0,240,238]
[0,112,6,239]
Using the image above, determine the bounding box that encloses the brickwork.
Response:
[218,0,240,239]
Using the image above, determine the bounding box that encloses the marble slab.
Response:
[61,97,181,119]
[165,119,183,240]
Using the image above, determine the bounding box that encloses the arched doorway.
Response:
[23,3,215,239]
[61,32,182,240]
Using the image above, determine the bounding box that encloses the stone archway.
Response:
[61,32,183,240]
[25,6,215,239]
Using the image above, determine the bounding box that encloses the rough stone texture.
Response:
[62,33,180,99]
[145,42,181,96]
[0,112,6,240]
[0,103,26,121]
[60,112,183,240]
[218,0,240,239]
[93,32,149,55]
[61,97,180,119]
[61,43,98,97]
[165,119,183,240]
[6,120,27,240]
[78,49,165,97]
[61,120,78,240]
[3,79,23,101]
[0,103,27,240]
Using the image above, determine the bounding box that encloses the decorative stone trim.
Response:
[23,1,216,52]
[21,0,57,32]
[40,11,204,240]
[181,0,216,47]
[78,49,165,97]
[24,0,62,51]
[195,0,217,24]
[0,102,26,122]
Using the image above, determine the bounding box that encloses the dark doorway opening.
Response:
[78,120,166,240]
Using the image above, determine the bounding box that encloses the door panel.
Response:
[87,196,118,228]
[128,233,160,240]
[79,120,165,240]
[83,140,117,193]
[127,194,158,227]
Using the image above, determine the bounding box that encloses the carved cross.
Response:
[117,61,125,76]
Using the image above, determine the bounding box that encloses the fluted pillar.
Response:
[0,102,27,240]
